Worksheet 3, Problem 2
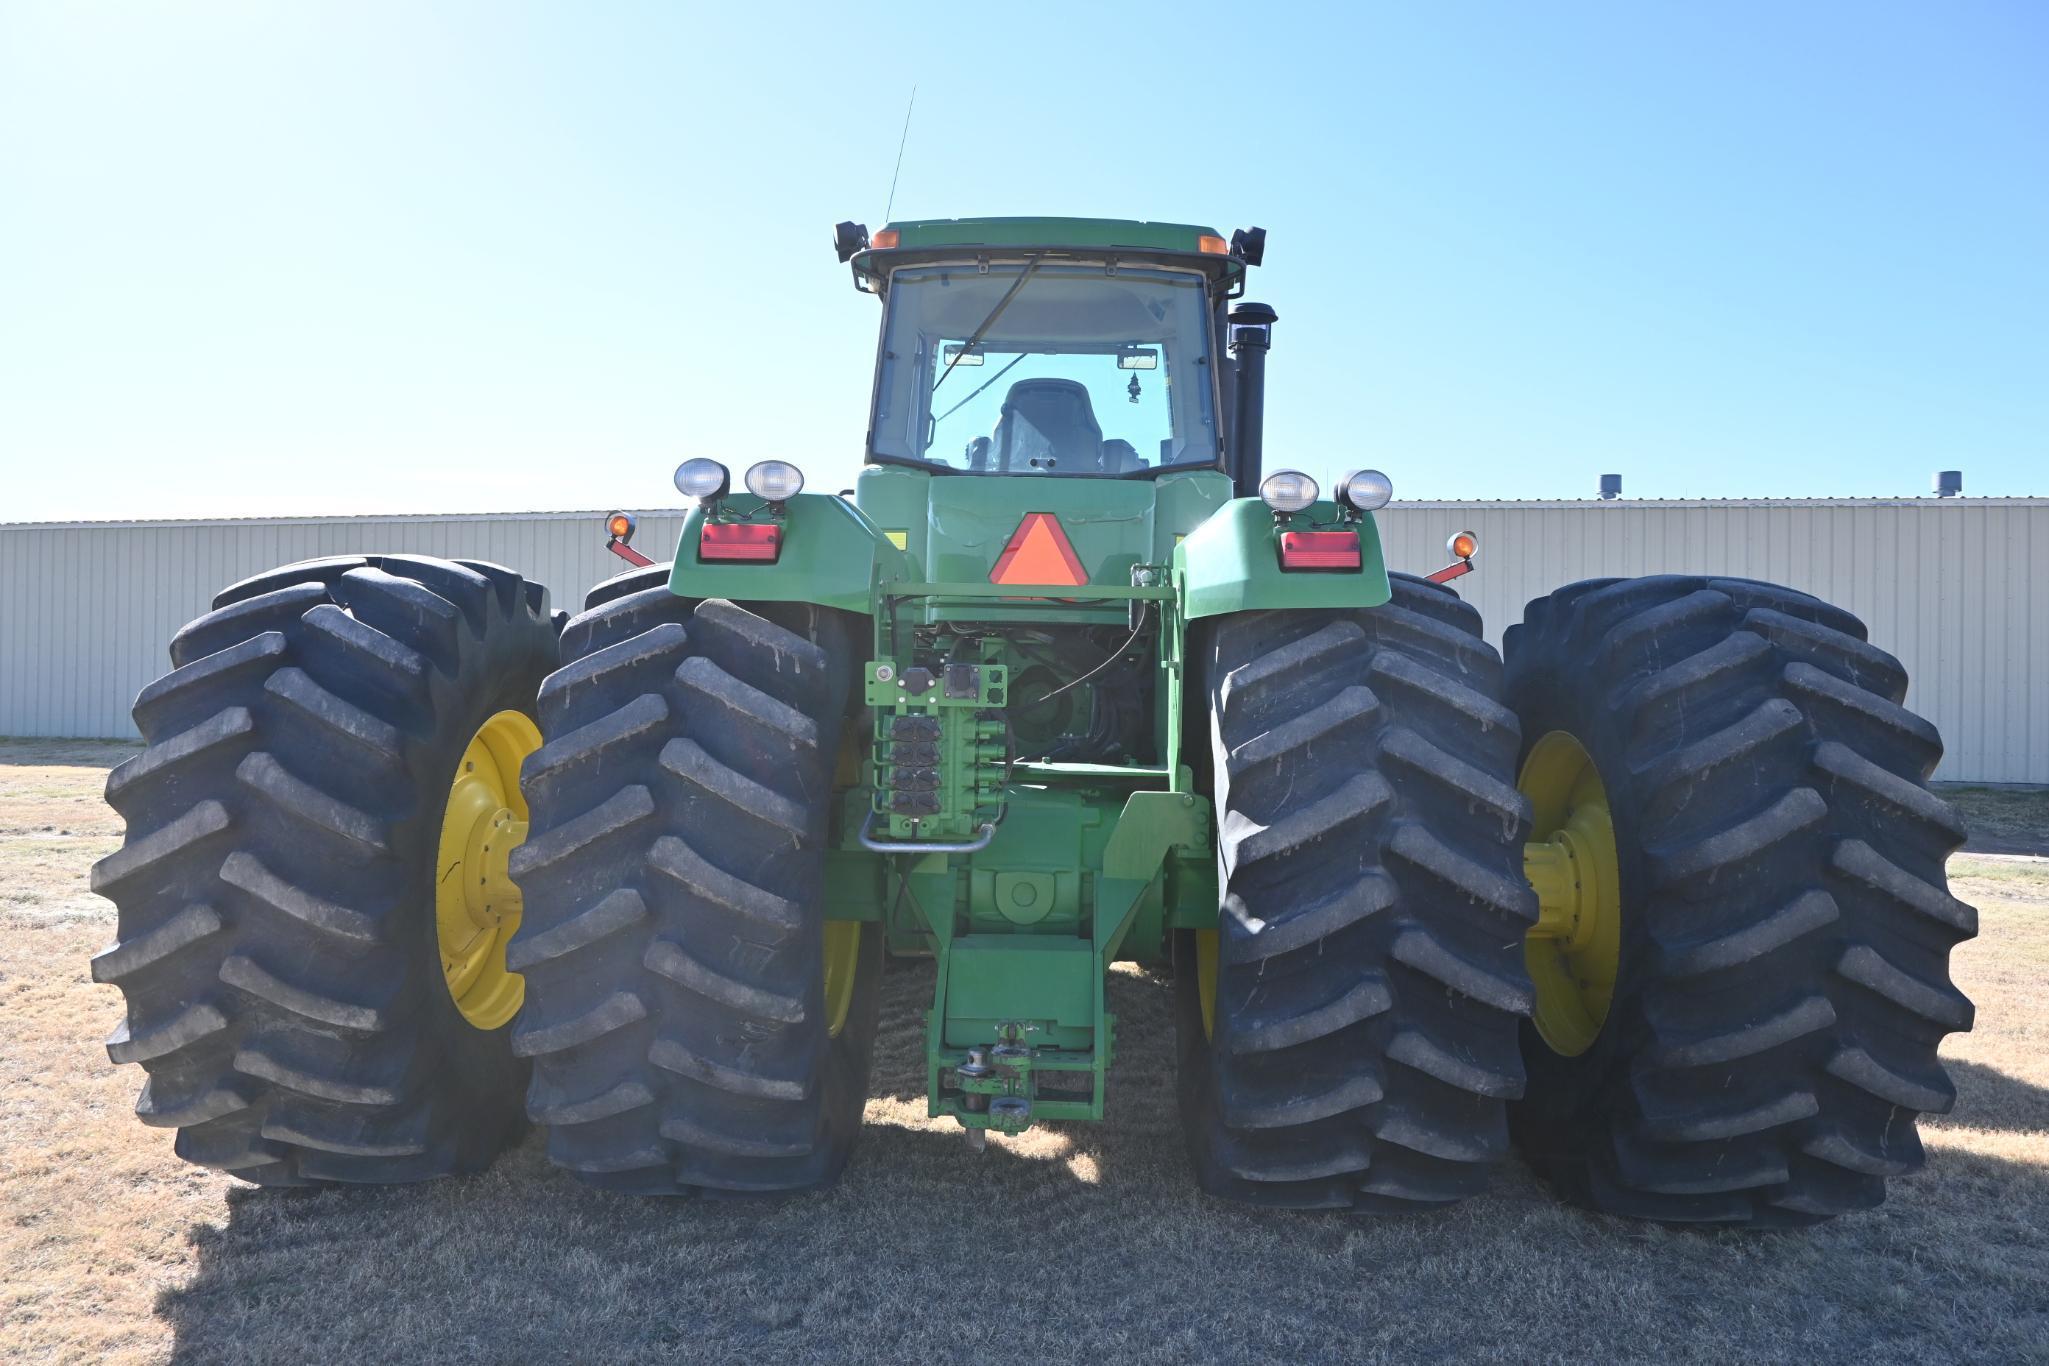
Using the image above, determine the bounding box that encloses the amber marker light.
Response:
[1448,531,1479,560]
[1197,234,1229,255]
[607,512,636,542]
[870,228,900,249]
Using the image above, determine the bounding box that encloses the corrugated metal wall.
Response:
[2,500,2043,782]
[1377,500,2047,785]
[0,511,678,745]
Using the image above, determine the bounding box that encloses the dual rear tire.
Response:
[1178,574,1537,1211]
[506,564,883,1195]
[1177,573,1973,1227]
[91,556,560,1183]
[93,556,884,1194]
[1501,576,1974,1226]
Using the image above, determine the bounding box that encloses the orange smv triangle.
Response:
[989,512,1088,588]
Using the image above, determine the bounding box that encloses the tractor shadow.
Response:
[1928,1057,2049,1135]
[1937,784,2049,857]
[153,968,2049,1365]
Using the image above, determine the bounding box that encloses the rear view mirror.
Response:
[1117,349,1158,370]
[944,344,985,367]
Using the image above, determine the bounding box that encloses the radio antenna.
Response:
[883,84,917,222]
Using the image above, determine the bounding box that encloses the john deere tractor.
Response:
[92,217,1976,1225]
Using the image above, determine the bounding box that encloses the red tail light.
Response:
[1278,530,1361,571]
[700,522,781,562]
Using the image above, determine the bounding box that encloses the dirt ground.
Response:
[3,739,2045,1365]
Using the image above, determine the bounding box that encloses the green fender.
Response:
[668,493,910,611]
[1172,497,1391,620]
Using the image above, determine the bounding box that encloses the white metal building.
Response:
[2,499,2043,784]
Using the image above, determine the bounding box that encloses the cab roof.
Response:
[851,216,1250,288]
[884,216,1225,254]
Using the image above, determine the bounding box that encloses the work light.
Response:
[1259,470,1318,514]
[744,461,806,501]
[1337,469,1394,513]
[674,459,730,501]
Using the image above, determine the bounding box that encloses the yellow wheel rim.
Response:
[435,710,540,1030]
[823,922,861,1038]
[1194,928,1219,1040]
[821,727,868,1040]
[1518,730,1623,1056]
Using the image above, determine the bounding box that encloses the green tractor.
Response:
[92,217,1976,1225]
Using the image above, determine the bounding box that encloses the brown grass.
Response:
[2,740,2044,1364]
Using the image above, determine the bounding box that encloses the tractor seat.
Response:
[992,379,1103,472]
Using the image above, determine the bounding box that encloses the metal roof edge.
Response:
[4,497,2046,532]
[1381,497,2049,510]
[0,509,679,531]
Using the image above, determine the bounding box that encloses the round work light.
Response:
[744,460,806,501]
[674,459,731,501]
[1258,470,1319,514]
[1337,469,1394,513]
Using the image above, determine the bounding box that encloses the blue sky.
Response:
[2,1,2042,521]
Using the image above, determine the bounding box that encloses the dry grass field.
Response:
[3,739,2044,1364]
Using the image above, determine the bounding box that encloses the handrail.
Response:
[857,810,999,855]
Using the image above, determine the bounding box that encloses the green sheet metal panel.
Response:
[1174,497,1393,620]
[667,492,909,612]
[942,936,1096,1041]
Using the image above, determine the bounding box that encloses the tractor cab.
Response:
[865,254,1218,477]
[840,218,1263,485]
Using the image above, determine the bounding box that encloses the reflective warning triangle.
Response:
[989,512,1088,587]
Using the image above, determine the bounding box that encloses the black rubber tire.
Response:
[1177,574,1538,1211]
[1501,576,1976,1226]
[90,555,561,1184]
[509,565,883,1195]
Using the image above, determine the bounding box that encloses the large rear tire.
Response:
[510,565,882,1194]
[1177,575,1537,1210]
[1502,576,1976,1226]
[91,555,560,1184]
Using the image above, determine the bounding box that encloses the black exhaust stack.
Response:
[1228,301,1277,499]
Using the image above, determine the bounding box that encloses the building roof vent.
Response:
[1598,474,1622,500]
[1934,470,1963,498]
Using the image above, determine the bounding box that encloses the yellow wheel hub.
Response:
[1519,730,1622,1056]
[436,710,540,1030]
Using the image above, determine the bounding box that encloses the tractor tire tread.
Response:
[1502,573,1974,1226]
[1181,575,1536,1212]
[512,588,879,1195]
[92,555,559,1184]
